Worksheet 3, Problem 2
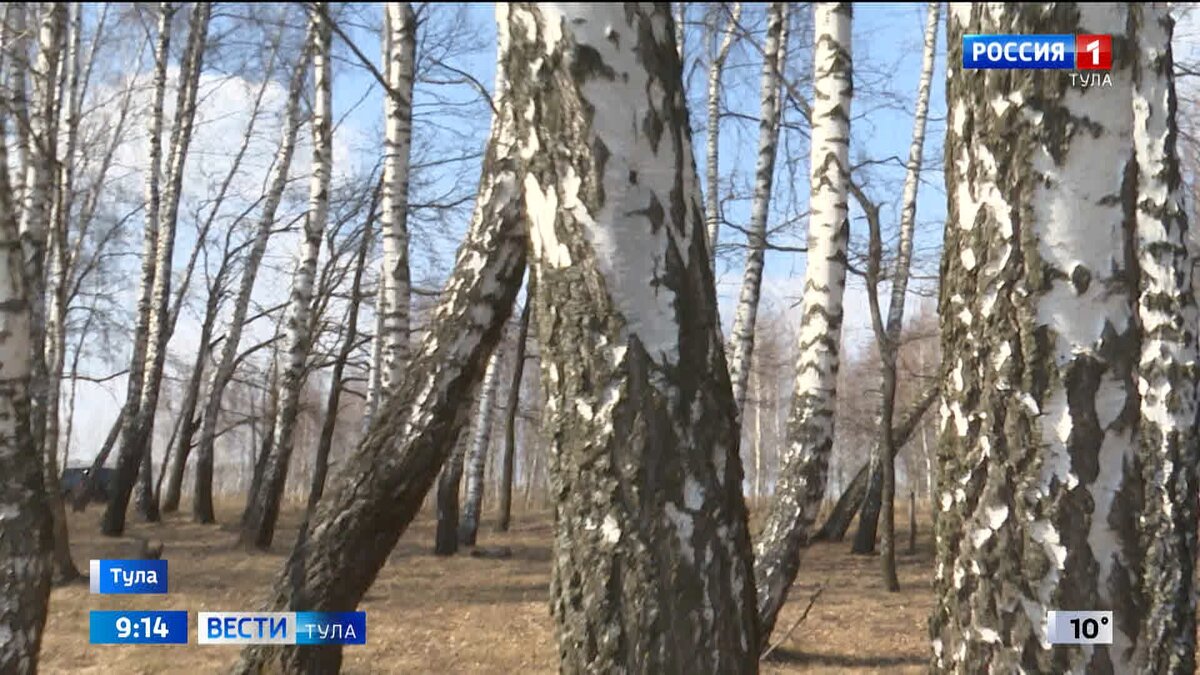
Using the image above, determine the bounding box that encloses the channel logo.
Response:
[963,34,1112,70]
[198,611,366,645]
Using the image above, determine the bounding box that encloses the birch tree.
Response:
[191,37,311,524]
[378,1,416,402]
[932,4,1197,672]
[458,348,501,546]
[727,1,788,417]
[240,3,332,549]
[0,8,53,668]
[234,32,526,666]
[704,2,741,266]
[753,1,851,648]
[508,4,758,670]
[100,1,172,536]
[848,1,938,589]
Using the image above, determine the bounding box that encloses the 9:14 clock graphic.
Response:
[90,610,188,644]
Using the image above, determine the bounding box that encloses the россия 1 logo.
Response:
[962,34,1112,70]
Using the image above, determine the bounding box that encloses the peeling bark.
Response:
[753,2,852,650]
[506,4,758,670]
[930,5,1196,672]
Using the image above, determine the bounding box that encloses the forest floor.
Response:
[41,503,933,674]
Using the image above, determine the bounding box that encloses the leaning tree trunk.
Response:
[813,383,937,542]
[240,4,332,550]
[378,1,416,400]
[931,5,1197,672]
[192,38,309,524]
[0,20,53,670]
[853,1,939,563]
[495,290,532,533]
[458,349,502,546]
[102,2,172,536]
[726,1,788,417]
[753,2,852,650]
[233,46,527,670]
[703,2,741,266]
[508,4,758,671]
[127,2,211,526]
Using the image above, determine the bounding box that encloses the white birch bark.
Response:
[509,4,758,670]
[362,282,385,433]
[240,4,332,548]
[0,9,52,668]
[458,348,501,545]
[379,2,416,399]
[753,1,851,648]
[727,1,788,417]
[191,38,310,524]
[704,2,741,266]
[1128,4,1197,671]
[930,5,1176,672]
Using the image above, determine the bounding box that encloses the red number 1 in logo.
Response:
[1076,34,1112,70]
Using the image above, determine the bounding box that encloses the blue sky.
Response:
[67,3,953,467]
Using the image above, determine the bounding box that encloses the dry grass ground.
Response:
[40,502,934,674]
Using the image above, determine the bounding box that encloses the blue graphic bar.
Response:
[89,559,168,594]
[89,611,188,644]
[296,612,367,645]
[962,34,1076,70]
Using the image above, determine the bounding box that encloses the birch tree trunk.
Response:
[1129,6,1198,670]
[239,3,332,549]
[234,42,526,668]
[379,1,416,399]
[0,12,53,669]
[362,284,385,432]
[932,4,1197,671]
[458,349,501,546]
[727,1,788,417]
[131,1,212,524]
[752,2,851,649]
[101,1,172,536]
[192,39,310,524]
[495,291,531,533]
[434,433,469,556]
[704,3,741,267]
[508,4,758,670]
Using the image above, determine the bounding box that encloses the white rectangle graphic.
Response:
[197,612,296,644]
[1047,610,1113,645]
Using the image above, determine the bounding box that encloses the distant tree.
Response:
[240,3,333,549]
